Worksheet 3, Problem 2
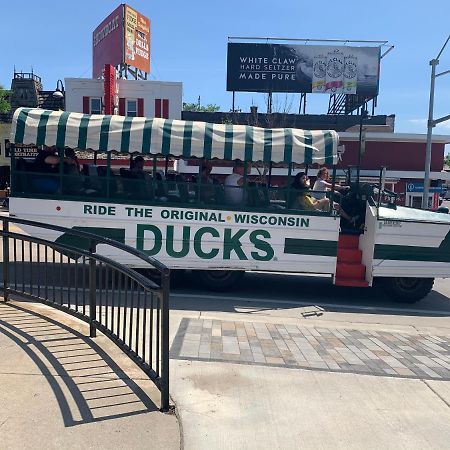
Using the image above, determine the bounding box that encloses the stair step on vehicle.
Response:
[338,234,360,249]
[337,248,362,263]
[336,262,366,280]
[335,278,369,287]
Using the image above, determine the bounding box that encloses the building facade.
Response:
[64,78,183,119]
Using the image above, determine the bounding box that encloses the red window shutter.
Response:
[137,98,144,117]
[155,99,162,118]
[82,96,90,114]
[119,97,126,116]
[162,99,169,119]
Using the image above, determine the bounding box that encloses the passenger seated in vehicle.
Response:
[311,166,357,223]
[121,156,153,199]
[196,160,217,203]
[312,167,350,200]
[289,172,329,211]
[131,155,145,176]
[31,147,79,194]
[224,160,250,206]
[62,148,83,194]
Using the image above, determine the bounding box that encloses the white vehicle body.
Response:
[9,108,450,301]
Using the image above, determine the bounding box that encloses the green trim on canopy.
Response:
[10,107,340,164]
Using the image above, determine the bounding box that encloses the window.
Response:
[126,99,137,117]
[90,98,102,114]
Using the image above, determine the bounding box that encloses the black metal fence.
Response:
[0,216,171,411]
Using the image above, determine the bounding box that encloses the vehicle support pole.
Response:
[422,59,438,210]
[2,219,9,302]
[160,269,171,412]
[330,166,336,213]
[89,240,97,338]
[377,167,383,219]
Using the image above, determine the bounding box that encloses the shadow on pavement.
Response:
[0,302,157,427]
[170,271,450,317]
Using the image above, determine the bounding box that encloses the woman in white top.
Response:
[312,167,356,224]
[312,167,349,200]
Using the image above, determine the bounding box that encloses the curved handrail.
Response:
[4,215,169,275]
[4,230,161,291]
[0,215,170,411]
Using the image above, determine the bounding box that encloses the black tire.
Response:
[378,277,434,303]
[196,270,245,291]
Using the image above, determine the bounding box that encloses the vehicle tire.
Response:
[196,270,245,291]
[379,277,434,303]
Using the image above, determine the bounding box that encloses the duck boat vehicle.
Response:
[8,107,450,302]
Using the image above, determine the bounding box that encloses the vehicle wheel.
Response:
[196,270,244,291]
[379,277,434,303]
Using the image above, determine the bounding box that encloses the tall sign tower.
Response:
[92,4,151,80]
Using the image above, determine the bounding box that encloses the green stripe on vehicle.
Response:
[56,112,70,149]
[304,130,313,165]
[98,115,112,151]
[244,126,253,161]
[14,108,32,144]
[284,238,338,256]
[223,124,234,160]
[283,128,293,164]
[324,132,334,165]
[36,111,53,146]
[55,227,126,253]
[263,128,272,162]
[141,118,153,154]
[77,114,91,149]
[161,120,172,155]
[120,117,134,152]
[182,121,193,157]
[374,230,450,262]
[203,122,214,159]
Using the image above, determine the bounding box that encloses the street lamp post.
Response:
[422,35,450,209]
[52,79,65,111]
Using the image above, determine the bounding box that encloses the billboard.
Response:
[92,5,123,79]
[124,5,150,73]
[92,4,150,79]
[227,43,380,96]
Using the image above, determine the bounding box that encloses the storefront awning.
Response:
[11,108,339,165]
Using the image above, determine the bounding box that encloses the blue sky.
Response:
[1,0,450,137]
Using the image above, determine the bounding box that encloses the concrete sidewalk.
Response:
[169,300,450,450]
[3,294,450,450]
[0,300,180,450]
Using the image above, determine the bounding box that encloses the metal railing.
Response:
[0,216,171,411]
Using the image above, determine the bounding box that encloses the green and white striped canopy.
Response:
[11,108,339,164]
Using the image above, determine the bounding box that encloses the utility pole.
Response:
[422,35,450,209]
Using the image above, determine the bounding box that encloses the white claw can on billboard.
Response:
[325,49,345,93]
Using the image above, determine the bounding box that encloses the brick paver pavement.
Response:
[170,318,450,380]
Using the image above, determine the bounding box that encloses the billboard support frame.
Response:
[228,36,389,46]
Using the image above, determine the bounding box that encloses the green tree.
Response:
[445,153,450,167]
[183,101,220,112]
[0,85,10,113]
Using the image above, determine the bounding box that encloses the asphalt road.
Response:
[171,271,450,316]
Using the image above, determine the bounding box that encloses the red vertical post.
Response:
[104,64,116,115]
